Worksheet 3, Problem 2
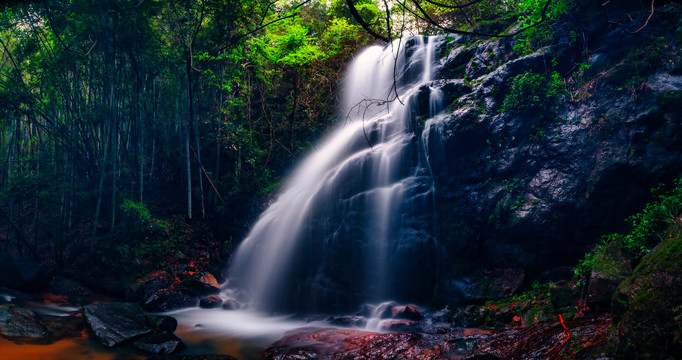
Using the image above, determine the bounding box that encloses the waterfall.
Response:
[228,36,446,314]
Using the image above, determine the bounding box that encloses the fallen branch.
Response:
[548,314,571,359]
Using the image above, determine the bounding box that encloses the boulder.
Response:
[183,272,221,296]
[391,304,424,321]
[40,314,85,340]
[133,331,185,354]
[136,271,198,312]
[0,305,47,339]
[380,319,421,333]
[147,315,178,332]
[612,235,682,358]
[199,295,223,309]
[83,302,153,347]
[586,237,632,307]
[143,289,198,312]
[221,298,240,310]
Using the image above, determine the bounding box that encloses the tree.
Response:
[344,0,563,42]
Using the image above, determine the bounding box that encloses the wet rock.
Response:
[391,304,424,321]
[136,271,198,312]
[83,302,153,347]
[133,331,185,354]
[183,272,221,296]
[221,298,240,310]
[147,315,178,332]
[380,319,421,333]
[145,289,198,312]
[199,295,223,308]
[264,327,448,360]
[40,314,84,340]
[329,316,367,328]
[437,45,475,79]
[470,315,612,359]
[442,305,484,328]
[0,253,45,291]
[0,305,47,339]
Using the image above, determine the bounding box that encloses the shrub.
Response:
[501,70,565,117]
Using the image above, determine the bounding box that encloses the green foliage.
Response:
[623,179,682,257]
[575,179,682,278]
[511,0,582,55]
[251,19,322,66]
[120,199,152,226]
[574,234,615,278]
[501,70,565,116]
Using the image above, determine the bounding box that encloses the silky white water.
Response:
[227,36,446,313]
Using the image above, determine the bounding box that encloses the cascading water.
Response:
[228,36,447,314]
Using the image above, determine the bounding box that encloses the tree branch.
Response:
[346,0,390,42]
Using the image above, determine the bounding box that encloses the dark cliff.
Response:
[424,1,682,304]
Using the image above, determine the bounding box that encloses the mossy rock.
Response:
[586,235,632,306]
[612,235,682,359]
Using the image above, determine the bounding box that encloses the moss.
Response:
[614,235,682,358]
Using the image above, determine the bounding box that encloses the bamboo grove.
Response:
[0,0,376,268]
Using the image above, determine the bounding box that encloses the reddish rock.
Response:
[391,304,424,321]
[199,295,223,309]
[183,272,221,296]
[264,327,448,360]
[380,319,421,333]
[471,315,612,359]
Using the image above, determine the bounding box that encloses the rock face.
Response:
[264,328,447,360]
[469,315,612,359]
[0,305,47,339]
[83,302,153,347]
[422,3,682,303]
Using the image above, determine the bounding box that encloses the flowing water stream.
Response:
[227,36,446,314]
[160,36,452,360]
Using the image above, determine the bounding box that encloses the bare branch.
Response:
[630,0,655,33]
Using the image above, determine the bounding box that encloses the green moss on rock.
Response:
[613,235,682,359]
